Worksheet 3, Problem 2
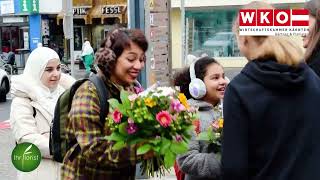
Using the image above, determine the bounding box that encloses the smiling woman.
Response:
[61,28,149,180]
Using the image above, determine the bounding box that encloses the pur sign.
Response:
[239,9,309,36]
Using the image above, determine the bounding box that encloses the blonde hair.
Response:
[304,0,320,62]
[234,1,304,67]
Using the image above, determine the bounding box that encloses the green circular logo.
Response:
[11,142,41,172]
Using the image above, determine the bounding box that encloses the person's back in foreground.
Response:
[222,1,320,180]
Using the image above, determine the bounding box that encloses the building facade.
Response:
[170,0,308,69]
[57,0,128,61]
[0,0,128,65]
[0,0,60,67]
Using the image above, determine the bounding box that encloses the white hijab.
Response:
[81,41,94,56]
[11,47,65,119]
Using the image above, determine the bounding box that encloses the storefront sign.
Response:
[20,0,39,13]
[23,32,29,49]
[101,6,122,15]
[73,7,90,16]
[0,0,14,15]
[3,17,24,23]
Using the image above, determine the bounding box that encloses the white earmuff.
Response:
[189,61,206,99]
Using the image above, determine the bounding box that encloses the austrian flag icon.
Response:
[291,9,309,26]
[239,9,309,36]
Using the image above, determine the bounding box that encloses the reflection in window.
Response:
[186,9,241,58]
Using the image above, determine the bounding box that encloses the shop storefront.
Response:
[57,0,127,61]
[0,16,29,53]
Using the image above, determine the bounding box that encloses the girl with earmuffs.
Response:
[173,56,228,180]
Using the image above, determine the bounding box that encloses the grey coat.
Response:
[177,99,221,180]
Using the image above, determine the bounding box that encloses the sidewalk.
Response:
[0,128,17,180]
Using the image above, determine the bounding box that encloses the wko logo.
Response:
[239,9,309,36]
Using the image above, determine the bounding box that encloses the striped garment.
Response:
[61,79,138,180]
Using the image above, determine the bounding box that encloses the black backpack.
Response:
[49,74,108,163]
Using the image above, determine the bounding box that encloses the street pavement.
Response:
[0,66,242,180]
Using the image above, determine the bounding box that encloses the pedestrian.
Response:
[222,1,320,180]
[302,0,320,77]
[81,39,94,75]
[10,47,76,180]
[61,28,149,179]
[174,56,228,180]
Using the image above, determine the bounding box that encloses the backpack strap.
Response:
[89,74,108,123]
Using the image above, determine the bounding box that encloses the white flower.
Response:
[128,94,138,101]
[153,86,176,97]
[139,82,160,97]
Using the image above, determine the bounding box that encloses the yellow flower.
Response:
[218,118,224,128]
[144,98,156,107]
[178,93,190,109]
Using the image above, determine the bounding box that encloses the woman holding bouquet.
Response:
[174,56,228,180]
[61,28,148,179]
[222,1,320,180]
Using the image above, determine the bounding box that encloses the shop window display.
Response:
[186,9,240,57]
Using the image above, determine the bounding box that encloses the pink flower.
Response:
[188,106,197,113]
[134,86,144,94]
[211,120,220,130]
[156,111,172,128]
[126,123,138,134]
[172,114,178,121]
[128,94,138,101]
[175,135,183,142]
[112,109,122,123]
[170,99,185,113]
[128,118,134,124]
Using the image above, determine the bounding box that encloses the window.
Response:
[186,9,240,58]
[74,27,83,51]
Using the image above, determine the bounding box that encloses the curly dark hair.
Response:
[173,57,220,99]
[95,28,148,77]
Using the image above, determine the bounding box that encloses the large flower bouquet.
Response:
[105,86,197,177]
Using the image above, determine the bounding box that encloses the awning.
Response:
[88,5,127,24]
[56,6,92,25]
[56,12,91,25]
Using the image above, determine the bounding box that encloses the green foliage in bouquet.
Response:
[105,87,197,177]
[198,118,223,159]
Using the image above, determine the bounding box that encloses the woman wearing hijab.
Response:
[81,40,94,74]
[10,47,75,180]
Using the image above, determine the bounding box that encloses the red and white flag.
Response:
[291,9,309,26]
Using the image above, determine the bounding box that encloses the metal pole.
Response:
[181,0,186,66]
[67,0,75,77]
[127,0,131,28]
